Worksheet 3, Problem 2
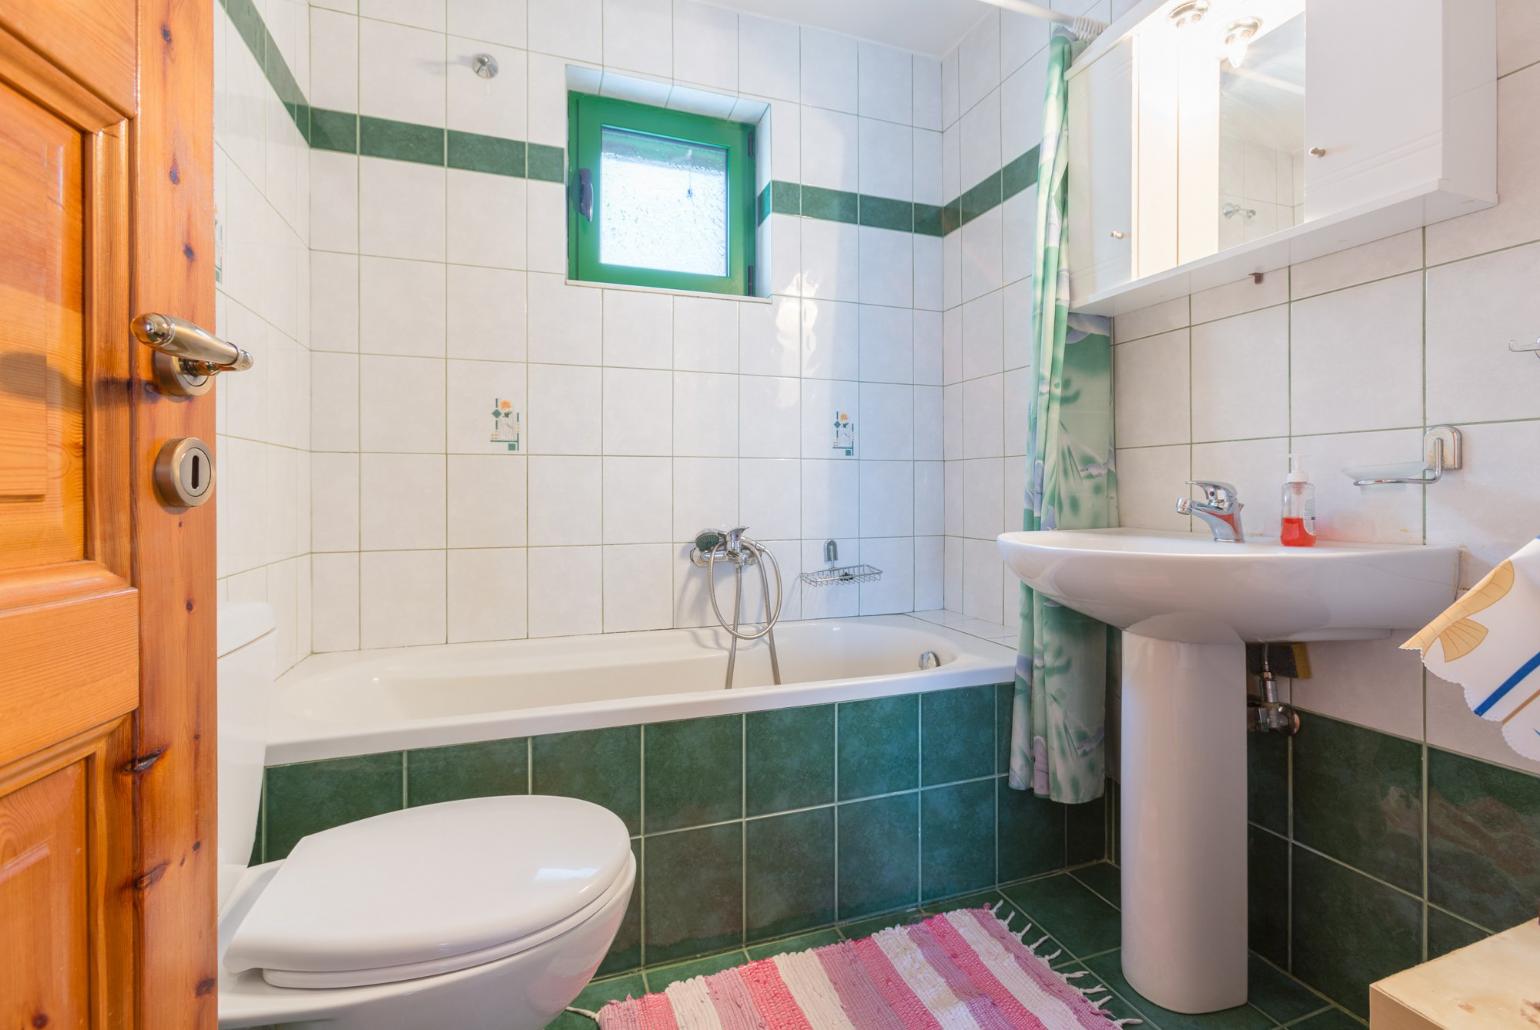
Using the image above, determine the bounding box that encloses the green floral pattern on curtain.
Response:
[1009,29,1118,804]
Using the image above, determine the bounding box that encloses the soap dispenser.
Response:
[1281,454,1316,547]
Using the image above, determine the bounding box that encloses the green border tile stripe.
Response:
[219,0,1027,235]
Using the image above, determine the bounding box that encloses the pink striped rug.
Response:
[593,906,1135,1029]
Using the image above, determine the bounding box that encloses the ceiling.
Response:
[704,0,992,57]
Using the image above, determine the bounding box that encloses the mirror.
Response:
[1215,11,1306,249]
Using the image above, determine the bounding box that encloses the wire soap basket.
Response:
[799,564,883,588]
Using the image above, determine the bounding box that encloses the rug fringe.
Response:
[1113,1019,1145,1027]
[563,1005,600,1022]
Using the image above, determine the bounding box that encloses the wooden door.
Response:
[0,1,216,1027]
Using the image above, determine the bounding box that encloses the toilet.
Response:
[216,604,635,1029]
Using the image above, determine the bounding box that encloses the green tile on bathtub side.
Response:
[263,752,404,860]
[837,792,919,920]
[745,704,835,816]
[746,807,836,942]
[995,683,1013,775]
[598,837,643,976]
[997,779,1065,882]
[405,738,526,807]
[837,694,918,801]
[644,715,742,833]
[1066,793,1107,865]
[921,684,996,785]
[644,823,743,964]
[531,726,642,835]
[920,779,995,901]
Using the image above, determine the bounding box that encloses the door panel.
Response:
[0,0,217,1025]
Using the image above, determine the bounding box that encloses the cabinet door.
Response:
[1303,0,1444,219]
[1068,38,1134,303]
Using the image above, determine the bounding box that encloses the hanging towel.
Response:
[1402,537,1540,762]
[1009,28,1118,804]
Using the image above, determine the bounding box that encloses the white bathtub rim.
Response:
[266,615,1016,766]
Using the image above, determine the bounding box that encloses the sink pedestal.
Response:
[1120,630,1248,1013]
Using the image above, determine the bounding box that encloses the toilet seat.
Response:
[224,794,631,990]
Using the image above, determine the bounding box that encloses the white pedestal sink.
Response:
[997,529,1458,1014]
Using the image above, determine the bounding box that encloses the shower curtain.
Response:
[1008,29,1118,804]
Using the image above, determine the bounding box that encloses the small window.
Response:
[568,93,756,296]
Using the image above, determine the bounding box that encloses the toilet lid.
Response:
[224,795,631,984]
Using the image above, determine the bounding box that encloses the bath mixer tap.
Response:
[1177,480,1246,543]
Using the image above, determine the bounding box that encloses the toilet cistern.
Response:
[1177,479,1245,542]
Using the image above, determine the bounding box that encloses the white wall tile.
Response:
[312,251,359,352]
[447,266,526,361]
[312,452,360,552]
[1190,306,1288,442]
[1114,296,1189,344]
[359,18,446,126]
[673,371,738,456]
[857,42,912,125]
[1115,328,1189,448]
[1189,438,1288,540]
[800,27,858,113]
[738,14,799,102]
[528,545,603,636]
[603,0,671,76]
[858,536,914,615]
[1427,419,1540,587]
[673,456,738,538]
[961,290,1003,380]
[448,0,526,47]
[1116,444,1190,531]
[603,289,673,368]
[360,257,445,356]
[359,355,445,451]
[528,273,602,364]
[1426,242,1540,425]
[801,107,859,192]
[526,363,602,454]
[1191,271,1288,325]
[448,547,528,642]
[1289,230,1422,301]
[603,543,675,630]
[529,456,603,545]
[603,367,672,455]
[673,295,738,371]
[740,296,800,376]
[312,552,360,651]
[361,453,446,548]
[912,55,942,131]
[447,39,526,138]
[801,379,859,459]
[447,359,525,452]
[961,537,1002,623]
[528,0,603,62]
[448,454,527,547]
[858,227,912,308]
[859,305,912,384]
[447,171,526,269]
[800,219,861,302]
[739,457,800,538]
[962,374,1004,459]
[310,8,359,111]
[360,549,446,647]
[359,158,445,260]
[311,352,360,450]
[674,0,737,89]
[1291,273,1423,436]
[1302,429,1425,544]
[961,456,1004,539]
[857,118,912,201]
[739,375,800,457]
[800,459,858,538]
[858,383,914,460]
[602,456,672,543]
[957,10,999,115]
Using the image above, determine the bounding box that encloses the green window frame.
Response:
[567,92,757,296]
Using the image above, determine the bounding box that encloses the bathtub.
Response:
[268,615,1017,765]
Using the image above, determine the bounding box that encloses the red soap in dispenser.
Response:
[1281,454,1316,547]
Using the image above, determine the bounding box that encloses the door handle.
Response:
[132,312,253,396]
[576,167,594,222]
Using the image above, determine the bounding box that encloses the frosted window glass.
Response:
[599,126,729,277]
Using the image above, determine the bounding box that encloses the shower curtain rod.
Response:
[974,0,1107,39]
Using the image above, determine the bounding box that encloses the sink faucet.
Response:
[1177,480,1245,542]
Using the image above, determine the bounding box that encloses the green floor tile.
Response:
[532,726,642,835]
[745,808,836,941]
[1084,951,1275,1030]
[1290,1008,1365,1029]
[643,824,743,965]
[745,704,835,816]
[1291,846,1421,1018]
[1069,862,1121,907]
[643,950,748,993]
[837,792,919,919]
[1293,716,1422,893]
[837,695,918,800]
[1058,962,1146,1025]
[921,779,996,901]
[1248,954,1329,1023]
[547,972,645,1027]
[921,685,995,785]
[922,888,1006,914]
[405,737,525,806]
[644,715,742,833]
[745,927,843,959]
[262,752,403,860]
[1001,873,1120,958]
